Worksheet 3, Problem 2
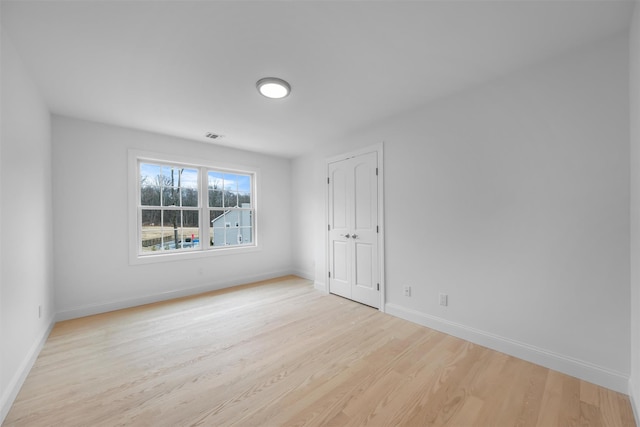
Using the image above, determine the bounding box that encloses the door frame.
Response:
[325,143,385,312]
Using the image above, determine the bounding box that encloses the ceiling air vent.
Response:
[205,132,223,140]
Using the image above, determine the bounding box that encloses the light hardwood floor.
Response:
[4,276,636,426]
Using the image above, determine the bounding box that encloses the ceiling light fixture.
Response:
[256,77,291,99]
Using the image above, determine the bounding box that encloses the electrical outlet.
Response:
[439,293,448,307]
[403,286,411,297]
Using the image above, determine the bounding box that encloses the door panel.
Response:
[354,160,374,230]
[332,241,348,282]
[328,160,351,299]
[330,168,348,229]
[328,151,379,308]
[331,240,350,298]
[355,242,373,287]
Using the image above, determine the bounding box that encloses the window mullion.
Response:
[200,167,208,251]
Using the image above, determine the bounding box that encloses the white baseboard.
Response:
[56,269,296,321]
[1,316,55,424]
[290,268,314,281]
[314,280,327,293]
[385,303,629,394]
[630,380,640,425]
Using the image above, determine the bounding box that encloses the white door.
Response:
[328,151,379,308]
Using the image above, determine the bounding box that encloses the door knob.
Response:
[341,234,350,238]
[351,234,358,239]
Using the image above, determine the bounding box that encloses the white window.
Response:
[129,151,257,263]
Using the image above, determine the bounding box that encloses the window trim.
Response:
[128,149,260,265]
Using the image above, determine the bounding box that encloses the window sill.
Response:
[129,244,260,265]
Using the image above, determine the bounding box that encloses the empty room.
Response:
[2,0,640,425]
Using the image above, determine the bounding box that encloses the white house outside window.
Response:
[208,171,253,248]
[134,157,256,259]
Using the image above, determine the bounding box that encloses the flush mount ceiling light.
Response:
[256,77,291,99]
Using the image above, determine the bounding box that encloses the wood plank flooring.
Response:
[4,276,636,426]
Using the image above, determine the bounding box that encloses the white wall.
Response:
[291,154,319,280]
[52,116,292,319]
[629,1,640,419]
[0,34,55,421]
[293,34,631,392]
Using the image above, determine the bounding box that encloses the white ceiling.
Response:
[1,0,635,158]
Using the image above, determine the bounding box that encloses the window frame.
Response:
[128,149,259,265]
